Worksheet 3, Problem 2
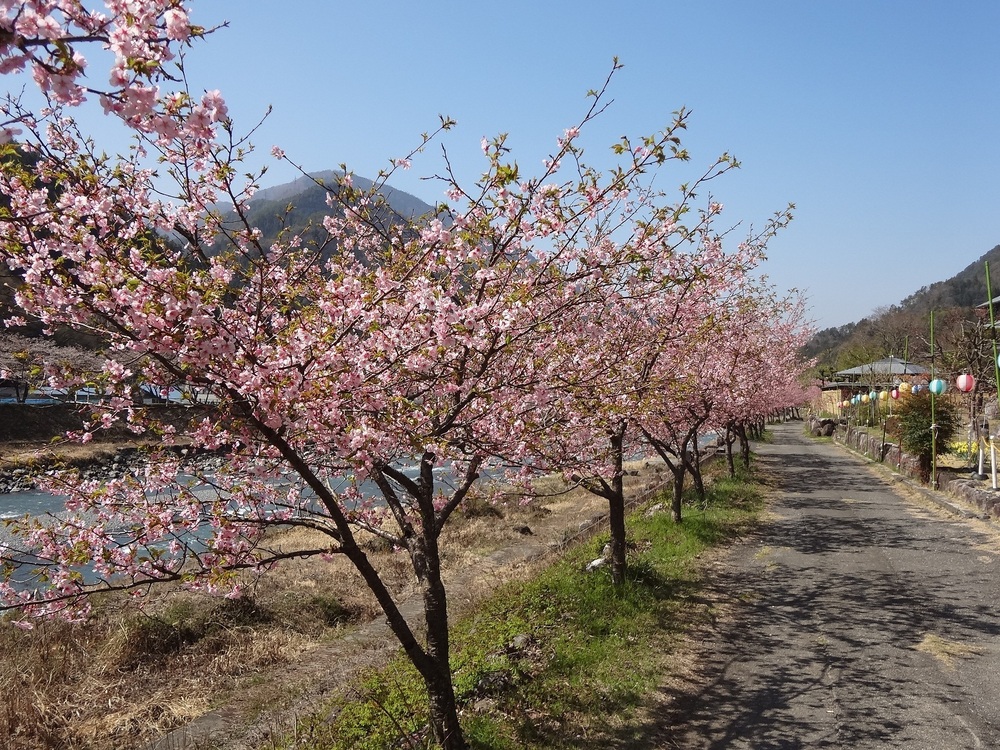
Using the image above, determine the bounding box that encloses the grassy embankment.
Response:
[266,459,765,750]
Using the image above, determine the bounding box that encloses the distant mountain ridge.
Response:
[2,170,438,344]
[895,243,1000,311]
[254,170,435,218]
[244,170,436,244]
[804,242,1000,364]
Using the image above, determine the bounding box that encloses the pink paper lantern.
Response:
[956,373,976,393]
[890,388,900,400]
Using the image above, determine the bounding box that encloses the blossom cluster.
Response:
[0,4,812,626]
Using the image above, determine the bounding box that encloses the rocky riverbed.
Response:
[0,447,226,496]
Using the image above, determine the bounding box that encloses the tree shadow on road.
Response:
[602,428,1000,749]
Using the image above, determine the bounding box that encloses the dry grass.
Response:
[915,632,983,669]
[0,463,671,750]
[0,594,324,750]
[0,439,136,470]
[0,527,381,750]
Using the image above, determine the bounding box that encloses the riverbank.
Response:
[0,443,223,495]
[0,403,216,493]
[0,402,94,444]
[0,402,757,749]
[1,455,680,750]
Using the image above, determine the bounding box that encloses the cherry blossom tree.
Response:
[502,194,797,577]
[617,213,807,523]
[712,291,814,474]
[638,339,721,523]
[0,332,106,401]
[0,5,812,747]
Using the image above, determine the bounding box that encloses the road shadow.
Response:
[598,425,1000,749]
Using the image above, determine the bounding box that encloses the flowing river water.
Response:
[0,487,67,520]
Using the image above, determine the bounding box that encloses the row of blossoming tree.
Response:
[0,3,812,747]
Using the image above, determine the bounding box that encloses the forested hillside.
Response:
[234,170,436,247]
[898,243,1000,311]
[805,243,1000,373]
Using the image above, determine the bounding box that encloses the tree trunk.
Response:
[418,540,466,750]
[608,424,627,585]
[341,543,462,742]
[425,678,466,750]
[256,423,469,748]
[406,463,467,750]
[725,424,736,478]
[687,432,705,502]
[687,459,704,503]
[357,537,466,749]
[683,446,704,503]
[735,422,751,468]
[918,453,932,484]
[670,462,685,523]
[637,426,688,523]
[337,514,464,748]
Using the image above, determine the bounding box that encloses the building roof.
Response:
[834,356,929,377]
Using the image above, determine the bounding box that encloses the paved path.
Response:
[654,421,1000,749]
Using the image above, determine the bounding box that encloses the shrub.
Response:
[892,393,960,482]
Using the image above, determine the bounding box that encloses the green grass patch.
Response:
[268,463,764,749]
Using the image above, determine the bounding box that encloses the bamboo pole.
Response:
[931,310,938,488]
[985,262,1000,488]
[900,336,908,471]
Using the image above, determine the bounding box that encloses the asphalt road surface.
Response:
[655,421,1000,749]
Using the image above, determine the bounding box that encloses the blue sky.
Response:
[42,2,1000,330]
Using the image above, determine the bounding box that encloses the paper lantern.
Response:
[879,390,889,401]
[956,373,976,393]
[899,382,911,393]
[869,390,878,401]
[891,388,900,400]
[912,384,922,393]
[929,378,947,395]
[861,394,870,403]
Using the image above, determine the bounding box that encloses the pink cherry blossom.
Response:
[0,12,813,746]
